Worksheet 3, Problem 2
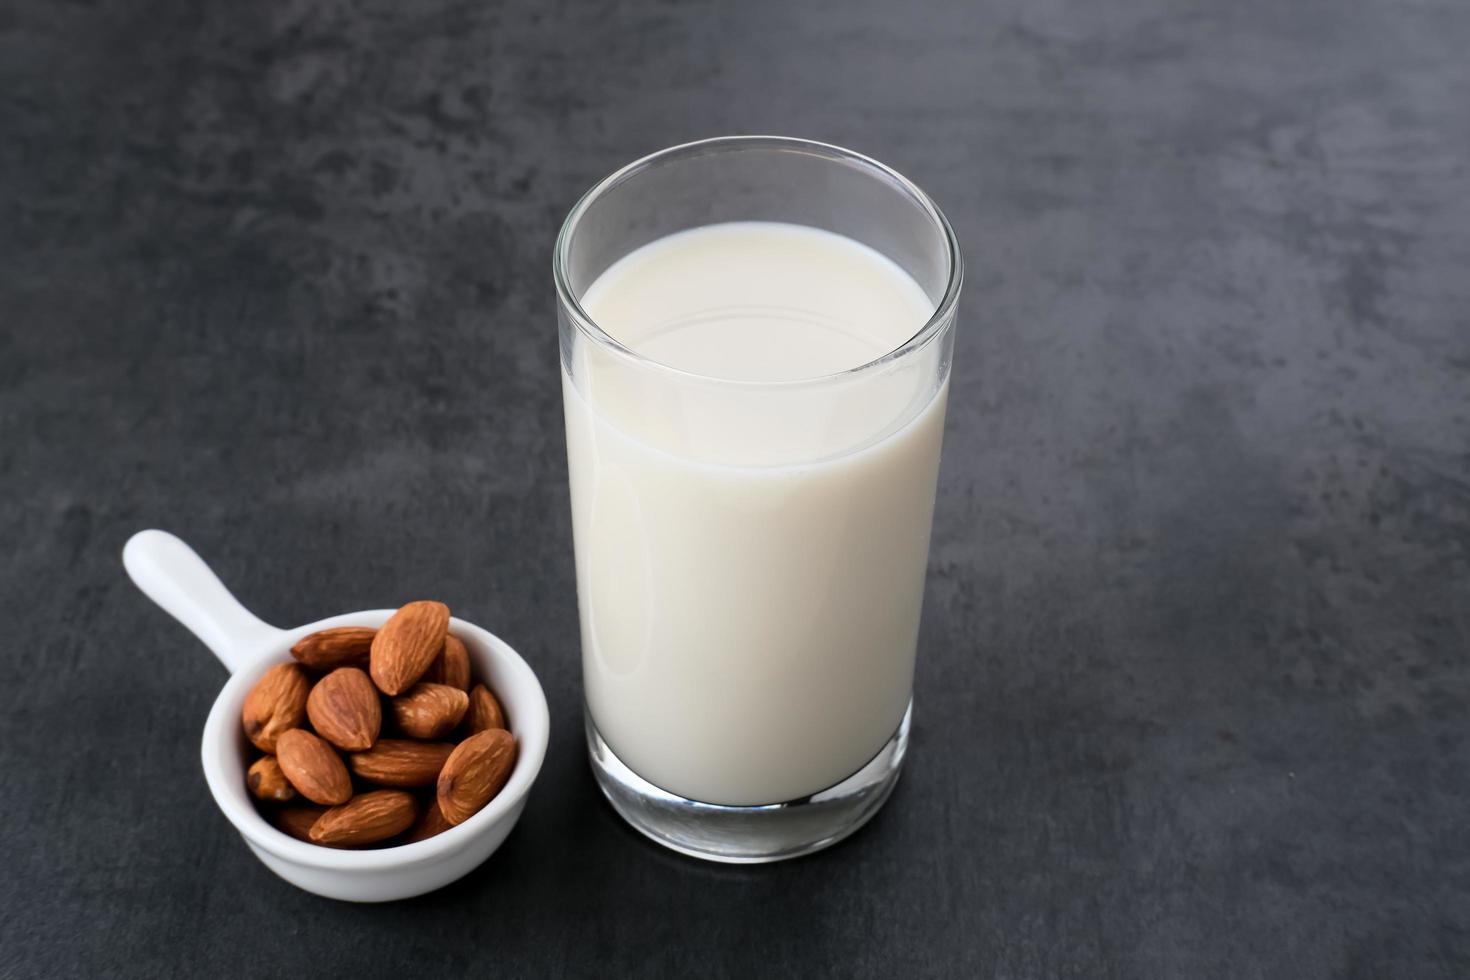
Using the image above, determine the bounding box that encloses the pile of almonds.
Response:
[241,600,517,848]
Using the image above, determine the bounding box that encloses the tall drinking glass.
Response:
[554,136,961,862]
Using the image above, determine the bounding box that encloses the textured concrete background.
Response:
[3,0,1468,976]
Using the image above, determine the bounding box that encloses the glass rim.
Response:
[552,135,963,388]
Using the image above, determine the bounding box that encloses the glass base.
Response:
[585,702,910,864]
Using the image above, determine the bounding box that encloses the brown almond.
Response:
[309,790,417,847]
[272,804,327,842]
[306,667,381,752]
[464,683,507,734]
[241,663,310,752]
[348,739,455,788]
[437,728,516,825]
[275,729,352,805]
[390,683,469,740]
[291,626,376,671]
[403,799,455,844]
[370,600,450,695]
[422,634,471,691]
[246,755,297,803]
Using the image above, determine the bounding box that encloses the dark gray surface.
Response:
[3,0,1469,976]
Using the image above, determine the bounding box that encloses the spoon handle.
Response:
[122,529,285,674]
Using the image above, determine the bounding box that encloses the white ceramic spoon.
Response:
[122,529,549,902]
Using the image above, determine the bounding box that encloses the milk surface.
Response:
[564,221,947,805]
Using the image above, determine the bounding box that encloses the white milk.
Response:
[563,221,947,806]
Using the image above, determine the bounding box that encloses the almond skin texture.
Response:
[290,627,376,671]
[437,728,517,825]
[246,756,297,802]
[391,683,469,740]
[241,663,310,752]
[273,804,327,842]
[403,799,455,843]
[422,634,471,691]
[370,601,450,695]
[464,683,507,734]
[348,740,455,788]
[306,667,381,752]
[275,729,352,805]
[310,790,417,847]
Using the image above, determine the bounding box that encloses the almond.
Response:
[306,667,381,751]
[390,683,469,740]
[464,683,507,734]
[246,755,297,802]
[403,799,455,843]
[272,804,327,842]
[370,600,450,695]
[275,729,352,805]
[309,790,417,847]
[348,739,455,788]
[437,728,516,825]
[290,626,376,671]
[241,663,310,752]
[422,633,471,691]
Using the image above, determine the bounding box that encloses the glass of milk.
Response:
[554,136,961,862]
